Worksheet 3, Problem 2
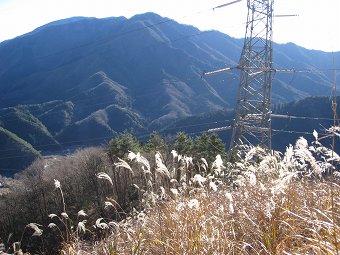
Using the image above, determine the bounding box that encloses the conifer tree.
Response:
[107,131,141,159]
[174,132,193,155]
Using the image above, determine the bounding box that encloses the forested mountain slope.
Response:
[0,12,339,174]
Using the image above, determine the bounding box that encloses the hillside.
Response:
[0,12,339,174]
[0,107,60,151]
[0,127,41,176]
[56,104,146,146]
[1,13,339,116]
[165,96,340,152]
[0,130,338,254]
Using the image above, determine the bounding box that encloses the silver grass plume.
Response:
[155,152,170,178]
[77,220,87,233]
[96,172,113,185]
[211,155,226,176]
[128,151,150,172]
[48,223,57,229]
[77,210,87,217]
[26,223,43,236]
[61,212,69,219]
[200,158,208,171]
[48,213,58,219]
[114,158,134,175]
[95,218,108,229]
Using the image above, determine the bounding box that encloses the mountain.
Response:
[164,96,340,152]
[0,127,41,176]
[0,12,339,174]
[56,104,146,146]
[1,13,339,119]
[0,106,60,151]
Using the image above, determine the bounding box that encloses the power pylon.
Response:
[229,0,274,152]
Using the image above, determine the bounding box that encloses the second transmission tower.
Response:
[230,0,274,153]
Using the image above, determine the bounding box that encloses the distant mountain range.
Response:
[0,12,339,175]
[164,96,340,152]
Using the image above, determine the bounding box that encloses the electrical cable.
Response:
[271,114,338,121]
[0,119,234,154]
[0,124,332,161]
[0,1,246,74]
[0,111,337,154]
[1,1,340,161]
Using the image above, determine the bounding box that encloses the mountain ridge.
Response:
[0,12,339,175]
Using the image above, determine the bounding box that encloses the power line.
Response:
[271,129,314,136]
[0,119,234,154]
[0,122,334,161]
[0,28,223,123]
[0,31,211,122]
[161,119,233,132]
[2,8,234,105]
[0,110,337,154]
[0,92,122,122]
[271,114,338,121]
[213,0,243,10]
[203,65,340,77]
[1,1,339,159]
[204,125,317,136]
[0,1,244,75]
[1,62,338,122]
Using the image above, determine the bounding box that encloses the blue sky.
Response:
[0,0,339,52]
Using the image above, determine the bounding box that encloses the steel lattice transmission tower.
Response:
[229,0,274,153]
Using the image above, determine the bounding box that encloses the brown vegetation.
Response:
[0,133,339,254]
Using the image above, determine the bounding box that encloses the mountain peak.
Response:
[31,17,96,34]
[130,12,165,22]
[0,12,339,174]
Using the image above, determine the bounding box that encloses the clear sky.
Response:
[0,0,339,52]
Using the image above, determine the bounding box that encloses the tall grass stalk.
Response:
[62,143,339,254]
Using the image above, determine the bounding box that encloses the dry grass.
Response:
[65,177,339,255]
[59,137,340,254]
[4,136,339,254]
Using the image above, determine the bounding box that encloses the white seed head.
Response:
[48,223,57,228]
[104,201,114,209]
[77,220,87,233]
[61,212,69,219]
[77,209,87,217]
[48,213,58,219]
[128,151,137,161]
[200,158,208,168]
[193,174,207,187]
[212,155,226,175]
[228,203,235,214]
[176,202,185,212]
[188,199,199,210]
[170,188,179,196]
[96,172,113,185]
[225,192,233,202]
[114,158,133,175]
[209,181,218,192]
[109,221,119,228]
[95,218,108,229]
[26,223,43,236]
[54,179,61,189]
[171,150,178,159]
[155,152,170,178]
